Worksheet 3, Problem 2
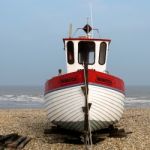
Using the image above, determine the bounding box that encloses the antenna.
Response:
[89,2,94,38]
[68,24,73,38]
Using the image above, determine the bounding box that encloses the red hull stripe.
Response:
[45,70,125,94]
[45,82,125,96]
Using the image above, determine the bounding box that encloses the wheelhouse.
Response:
[63,24,111,73]
[64,38,111,73]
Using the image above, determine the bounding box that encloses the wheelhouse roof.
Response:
[63,38,111,43]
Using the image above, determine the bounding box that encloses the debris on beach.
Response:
[0,133,31,150]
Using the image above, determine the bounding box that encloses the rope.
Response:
[83,61,93,150]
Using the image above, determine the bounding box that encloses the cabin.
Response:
[63,24,111,73]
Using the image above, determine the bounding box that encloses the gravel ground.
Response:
[0,108,150,150]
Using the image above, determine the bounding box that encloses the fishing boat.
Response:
[44,24,125,134]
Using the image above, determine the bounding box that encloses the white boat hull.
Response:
[44,84,125,132]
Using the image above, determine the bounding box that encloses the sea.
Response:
[0,86,150,109]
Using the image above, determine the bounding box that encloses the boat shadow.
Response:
[43,125,132,144]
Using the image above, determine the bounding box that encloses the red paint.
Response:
[45,70,125,94]
[63,38,111,42]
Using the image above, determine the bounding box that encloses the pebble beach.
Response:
[0,108,150,150]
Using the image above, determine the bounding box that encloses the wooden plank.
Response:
[17,137,31,149]
[4,134,19,145]
[0,134,18,143]
[7,136,26,148]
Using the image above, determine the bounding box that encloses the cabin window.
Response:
[99,42,107,65]
[78,41,95,65]
[67,41,74,64]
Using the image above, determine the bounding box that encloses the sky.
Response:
[0,0,150,86]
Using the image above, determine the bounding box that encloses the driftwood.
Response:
[17,137,31,149]
[7,136,27,148]
[0,133,18,143]
[0,134,31,149]
[4,134,19,145]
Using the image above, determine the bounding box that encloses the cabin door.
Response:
[78,41,95,66]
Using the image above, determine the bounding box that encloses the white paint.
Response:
[64,40,110,73]
[44,84,125,132]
